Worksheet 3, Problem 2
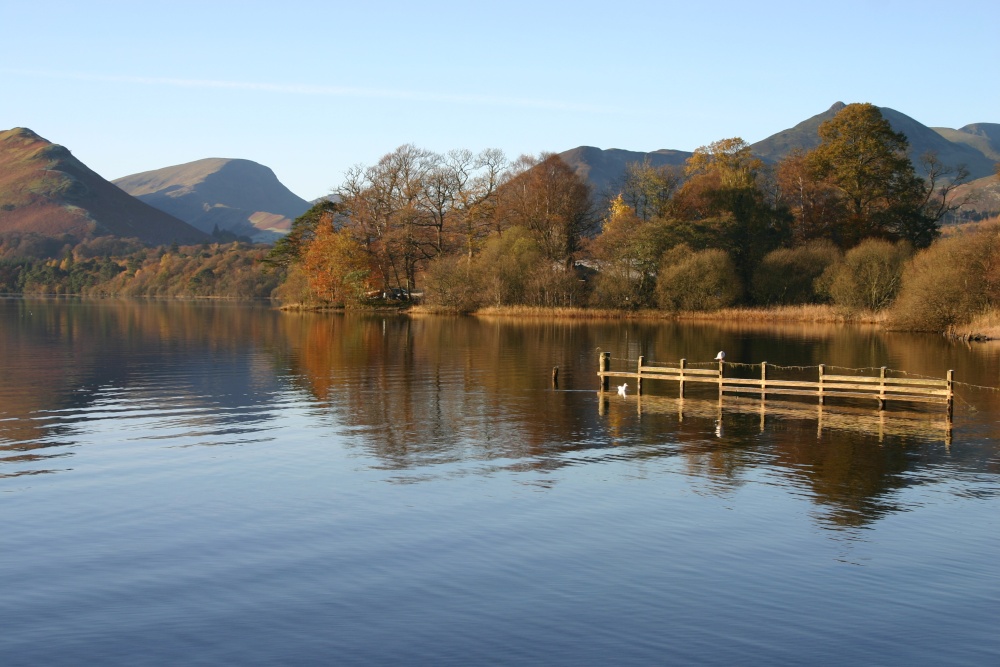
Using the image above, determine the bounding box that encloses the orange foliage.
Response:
[302,223,376,304]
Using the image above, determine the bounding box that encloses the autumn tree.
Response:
[265,199,340,267]
[620,159,681,221]
[775,150,846,245]
[334,145,508,294]
[807,103,931,247]
[672,137,791,285]
[451,148,508,260]
[588,195,672,308]
[301,218,375,304]
[496,153,594,268]
[338,144,437,292]
[414,148,505,257]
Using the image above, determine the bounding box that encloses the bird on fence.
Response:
[618,383,628,397]
[715,351,726,361]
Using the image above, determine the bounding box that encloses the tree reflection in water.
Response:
[1,298,998,530]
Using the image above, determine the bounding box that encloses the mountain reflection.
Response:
[1,298,997,529]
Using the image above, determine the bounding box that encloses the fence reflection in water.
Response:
[599,392,953,446]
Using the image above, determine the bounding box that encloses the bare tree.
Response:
[919,152,975,224]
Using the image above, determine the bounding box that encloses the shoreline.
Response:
[14,293,993,340]
[410,303,886,324]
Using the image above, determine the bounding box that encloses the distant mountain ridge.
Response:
[0,128,206,245]
[560,103,999,210]
[114,158,310,243]
[932,123,1000,162]
[557,146,692,199]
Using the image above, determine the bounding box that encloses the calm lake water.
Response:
[1,298,998,666]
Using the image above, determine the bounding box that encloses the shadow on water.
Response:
[1,298,998,530]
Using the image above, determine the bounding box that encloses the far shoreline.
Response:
[11,294,994,341]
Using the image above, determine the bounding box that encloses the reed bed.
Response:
[949,310,1000,340]
[413,303,887,324]
[677,304,886,324]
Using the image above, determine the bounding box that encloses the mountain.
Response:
[557,146,691,199]
[0,128,207,245]
[932,123,1000,162]
[560,104,999,208]
[948,175,1000,222]
[114,158,310,243]
[749,102,846,162]
[877,108,996,179]
[751,103,996,179]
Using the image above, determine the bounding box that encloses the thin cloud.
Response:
[6,69,625,114]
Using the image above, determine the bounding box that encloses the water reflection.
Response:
[1,298,998,530]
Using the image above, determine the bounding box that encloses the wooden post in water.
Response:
[679,358,686,398]
[818,364,825,405]
[637,356,644,396]
[946,369,954,420]
[878,366,887,410]
[718,358,724,401]
[761,362,768,401]
[945,372,953,446]
[551,366,559,388]
[599,352,610,391]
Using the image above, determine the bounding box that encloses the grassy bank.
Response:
[409,303,886,324]
[292,301,997,340]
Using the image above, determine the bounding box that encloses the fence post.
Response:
[761,361,767,401]
[679,358,686,398]
[718,358,724,400]
[637,355,644,396]
[946,369,954,420]
[818,364,825,405]
[599,352,610,391]
[878,366,886,410]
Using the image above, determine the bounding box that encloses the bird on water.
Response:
[715,351,725,361]
[618,383,628,397]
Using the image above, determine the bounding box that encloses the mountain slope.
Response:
[558,146,691,199]
[750,102,846,162]
[114,158,310,242]
[753,103,996,179]
[0,128,207,244]
[933,123,1000,162]
[878,108,996,179]
[565,104,998,206]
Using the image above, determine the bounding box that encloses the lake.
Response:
[1,298,998,666]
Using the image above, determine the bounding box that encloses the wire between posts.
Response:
[952,380,1000,393]
[604,358,1000,391]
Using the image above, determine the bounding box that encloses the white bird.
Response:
[714,351,726,361]
[617,383,628,397]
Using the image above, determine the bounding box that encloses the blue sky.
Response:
[3,0,997,200]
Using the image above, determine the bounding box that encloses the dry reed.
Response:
[949,309,1000,340]
[415,303,887,324]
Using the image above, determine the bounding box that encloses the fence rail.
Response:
[598,352,954,416]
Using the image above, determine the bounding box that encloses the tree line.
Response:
[272,103,996,330]
[0,235,281,298]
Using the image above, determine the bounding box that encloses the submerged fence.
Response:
[598,352,954,416]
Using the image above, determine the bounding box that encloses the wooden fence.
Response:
[598,352,954,416]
